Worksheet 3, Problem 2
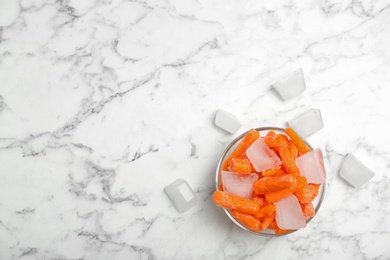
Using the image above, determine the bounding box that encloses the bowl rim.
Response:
[215,126,327,237]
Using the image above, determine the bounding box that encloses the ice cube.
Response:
[0,0,20,27]
[275,195,306,230]
[288,108,324,138]
[273,68,306,100]
[246,138,282,172]
[164,179,198,213]
[296,148,326,184]
[222,171,258,198]
[339,154,375,188]
[214,109,241,134]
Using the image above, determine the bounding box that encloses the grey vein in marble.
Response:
[1,0,390,259]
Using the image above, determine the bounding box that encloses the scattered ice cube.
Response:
[273,68,306,100]
[275,195,306,230]
[288,108,324,138]
[0,0,20,27]
[164,179,198,213]
[214,109,241,134]
[296,148,326,184]
[222,171,258,198]
[339,154,375,188]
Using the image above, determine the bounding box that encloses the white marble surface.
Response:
[1,0,390,259]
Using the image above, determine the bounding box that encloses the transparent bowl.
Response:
[215,127,326,236]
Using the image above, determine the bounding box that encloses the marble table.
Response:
[1,0,390,259]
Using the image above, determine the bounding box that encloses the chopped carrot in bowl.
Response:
[214,127,326,236]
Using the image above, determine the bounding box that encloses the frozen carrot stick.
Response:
[251,191,257,199]
[264,131,276,148]
[274,134,289,152]
[295,184,318,204]
[296,176,308,189]
[231,210,262,232]
[312,184,320,196]
[262,166,281,177]
[212,190,260,214]
[274,169,287,176]
[275,228,292,235]
[238,153,256,172]
[289,141,299,159]
[252,196,267,208]
[255,204,276,219]
[265,188,296,204]
[268,219,279,230]
[285,128,311,154]
[260,214,275,230]
[279,146,300,175]
[228,158,251,174]
[253,174,297,194]
[301,202,315,218]
[222,129,260,170]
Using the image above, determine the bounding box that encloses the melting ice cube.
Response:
[164,179,198,213]
[273,68,306,100]
[339,154,375,188]
[296,148,326,184]
[275,195,306,230]
[222,171,258,198]
[246,138,282,172]
[214,109,242,134]
[288,108,324,138]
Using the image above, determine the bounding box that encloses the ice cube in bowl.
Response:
[215,127,326,236]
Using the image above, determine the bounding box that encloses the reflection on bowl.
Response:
[215,127,326,236]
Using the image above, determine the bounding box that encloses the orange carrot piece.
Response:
[285,128,311,154]
[295,184,318,204]
[265,188,296,204]
[279,146,300,175]
[262,166,282,177]
[268,219,279,230]
[251,191,257,199]
[310,184,321,201]
[212,190,260,215]
[231,210,262,232]
[228,158,252,174]
[222,129,260,170]
[218,183,224,191]
[238,153,256,172]
[289,141,299,159]
[252,196,267,208]
[296,176,308,189]
[275,228,292,235]
[260,214,275,230]
[255,204,276,219]
[274,134,289,152]
[264,131,276,148]
[274,169,287,176]
[253,174,297,194]
[301,202,315,218]
[312,184,320,197]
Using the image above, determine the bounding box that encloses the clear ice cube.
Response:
[164,179,198,212]
[273,68,306,100]
[275,195,306,230]
[222,171,258,198]
[288,108,324,138]
[246,138,281,172]
[339,154,375,188]
[214,109,241,134]
[296,148,326,184]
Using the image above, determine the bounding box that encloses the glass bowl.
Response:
[215,126,326,236]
